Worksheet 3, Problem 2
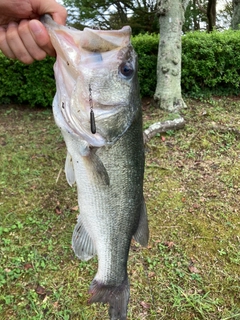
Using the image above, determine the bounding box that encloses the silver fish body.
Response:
[42,15,149,320]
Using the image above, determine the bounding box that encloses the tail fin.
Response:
[89,277,129,320]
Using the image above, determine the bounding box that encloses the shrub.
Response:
[182,30,240,97]
[0,54,55,107]
[132,33,159,97]
[1,30,240,106]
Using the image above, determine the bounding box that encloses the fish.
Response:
[41,14,149,320]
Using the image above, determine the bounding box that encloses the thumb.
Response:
[51,9,67,25]
[29,19,55,57]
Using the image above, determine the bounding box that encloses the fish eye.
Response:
[119,62,134,79]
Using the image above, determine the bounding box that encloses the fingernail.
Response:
[29,20,43,35]
[8,22,18,28]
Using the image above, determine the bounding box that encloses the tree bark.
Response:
[143,117,186,143]
[207,0,217,31]
[232,0,240,29]
[193,0,200,30]
[154,0,189,112]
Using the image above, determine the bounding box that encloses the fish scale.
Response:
[42,14,149,320]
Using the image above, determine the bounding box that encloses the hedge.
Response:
[1,30,240,107]
[131,33,158,97]
[0,56,55,106]
[182,30,240,97]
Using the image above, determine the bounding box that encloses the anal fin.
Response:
[72,216,96,261]
[133,199,149,247]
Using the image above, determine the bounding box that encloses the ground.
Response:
[0,96,240,319]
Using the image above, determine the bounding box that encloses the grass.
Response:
[1,97,240,319]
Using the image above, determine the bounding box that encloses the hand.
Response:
[0,0,67,64]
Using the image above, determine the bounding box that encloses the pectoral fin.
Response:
[133,200,149,247]
[72,216,97,261]
[65,152,75,187]
[83,150,110,186]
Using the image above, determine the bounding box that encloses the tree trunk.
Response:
[115,0,128,25]
[193,0,200,30]
[143,117,186,143]
[154,0,189,112]
[232,0,240,29]
[207,0,216,31]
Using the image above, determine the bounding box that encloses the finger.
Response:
[35,2,67,25]
[29,19,55,57]
[18,20,47,61]
[6,22,34,64]
[51,7,68,25]
[0,25,16,60]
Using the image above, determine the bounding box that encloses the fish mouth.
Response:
[69,102,135,145]
[43,14,137,146]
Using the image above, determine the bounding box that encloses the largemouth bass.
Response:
[42,15,149,320]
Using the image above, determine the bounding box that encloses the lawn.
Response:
[0,97,240,319]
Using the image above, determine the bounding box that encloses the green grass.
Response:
[1,97,240,319]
